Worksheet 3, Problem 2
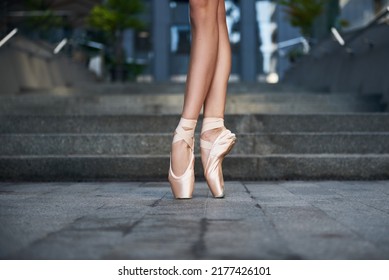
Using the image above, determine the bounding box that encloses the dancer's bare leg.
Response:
[201,0,232,168]
[171,0,219,176]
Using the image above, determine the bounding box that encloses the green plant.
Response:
[88,0,144,81]
[88,0,144,35]
[339,19,350,29]
[23,0,64,37]
[287,47,305,63]
[279,0,326,37]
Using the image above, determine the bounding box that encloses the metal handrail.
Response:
[277,36,310,54]
[0,28,17,48]
[331,6,389,50]
[343,6,389,47]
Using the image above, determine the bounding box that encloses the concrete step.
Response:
[5,81,384,97]
[0,154,388,181]
[1,111,388,181]
[0,102,379,115]
[1,133,389,155]
[1,114,389,133]
[0,93,382,115]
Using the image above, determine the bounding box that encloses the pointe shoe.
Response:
[168,118,197,199]
[201,118,236,198]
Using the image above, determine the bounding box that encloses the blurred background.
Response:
[1,0,388,92]
[0,0,389,182]
[1,1,389,260]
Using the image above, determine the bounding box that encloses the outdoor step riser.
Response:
[1,115,389,133]
[0,103,380,115]
[1,134,389,155]
[0,156,388,181]
[0,93,380,104]
[0,81,382,96]
[5,96,374,105]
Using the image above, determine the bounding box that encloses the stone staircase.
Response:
[0,85,388,181]
[0,83,384,115]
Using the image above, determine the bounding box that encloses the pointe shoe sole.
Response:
[209,140,235,199]
[216,138,236,197]
[168,118,197,199]
[169,153,195,199]
[169,175,194,199]
[169,178,194,199]
[204,131,236,198]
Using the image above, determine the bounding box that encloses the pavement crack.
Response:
[241,182,296,258]
[242,182,263,210]
[6,215,87,259]
[255,203,262,209]
[121,218,142,237]
[97,204,106,210]
[191,218,208,259]
[149,192,167,207]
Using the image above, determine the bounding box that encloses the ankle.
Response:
[201,127,224,142]
[201,117,225,142]
[178,117,197,129]
[172,117,198,149]
[172,140,190,150]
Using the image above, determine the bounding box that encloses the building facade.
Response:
[149,0,300,82]
[147,0,388,82]
[5,0,385,83]
[339,0,389,30]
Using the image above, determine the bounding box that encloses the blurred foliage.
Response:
[23,0,64,31]
[88,0,145,81]
[287,47,305,64]
[339,19,350,28]
[88,0,144,36]
[279,0,326,37]
[114,63,145,82]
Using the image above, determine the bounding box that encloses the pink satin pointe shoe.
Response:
[168,118,197,199]
[201,118,236,198]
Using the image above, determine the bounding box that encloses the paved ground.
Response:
[0,181,388,260]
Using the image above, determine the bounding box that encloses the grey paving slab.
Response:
[0,181,388,260]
